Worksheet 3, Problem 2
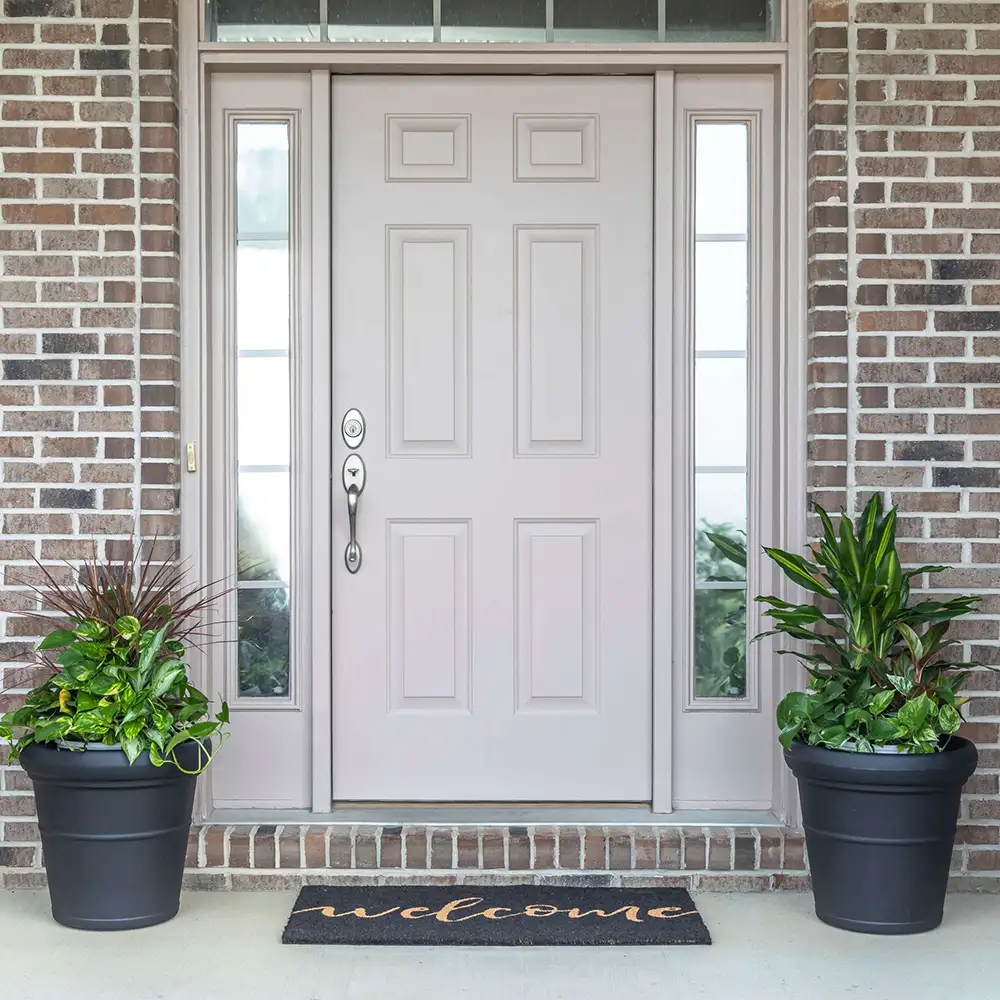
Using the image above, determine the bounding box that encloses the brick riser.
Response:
[5,821,994,891]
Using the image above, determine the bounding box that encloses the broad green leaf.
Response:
[33,716,73,742]
[115,615,141,639]
[137,624,168,685]
[888,673,914,696]
[74,619,108,641]
[870,690,895,716]
[870,716,898,743]
[762,548,835,599]
[38,629,76,651]
[939,703,962,734]
[819,725,848,748]
[897,692,933,734]
[122,736,142,764]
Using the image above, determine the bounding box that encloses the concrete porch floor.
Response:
[2,890,997,1000]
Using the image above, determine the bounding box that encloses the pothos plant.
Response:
[756,494,981,754]
[0,542,229,773]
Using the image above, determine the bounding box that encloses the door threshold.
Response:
[205,804,783,827]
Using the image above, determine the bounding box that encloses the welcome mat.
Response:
[282,885,711,946]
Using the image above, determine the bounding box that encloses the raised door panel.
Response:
[387,226,471,456]
[515,226,598,457]
[515,520,598,713]
[388,521,471,713]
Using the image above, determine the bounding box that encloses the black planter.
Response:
[20,740,206,931]
[785,736,977,935]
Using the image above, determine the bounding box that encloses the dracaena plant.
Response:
[756,495,981,754]
[0,541,229,772]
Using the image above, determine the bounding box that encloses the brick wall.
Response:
[0,0,179,876]
[809,0,1000,887]
[3,0,1000,890]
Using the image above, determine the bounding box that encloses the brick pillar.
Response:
[838,0,1000,881]
[0,0,179,874]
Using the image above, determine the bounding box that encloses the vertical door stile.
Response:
[652,70,675,815]
[309,70,333,812]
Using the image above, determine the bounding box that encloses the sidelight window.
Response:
[692,120,751,701]
[232,119,294,700]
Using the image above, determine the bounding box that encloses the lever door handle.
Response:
[343,454,366,573]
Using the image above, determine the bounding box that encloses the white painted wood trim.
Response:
[308,70,333,812]
[774,0,809,829]
[181,2,809,815]
[199,43,788,72]
[651,69,675,815]
[179,0,211,821]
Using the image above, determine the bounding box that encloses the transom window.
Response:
[207,0,774,43]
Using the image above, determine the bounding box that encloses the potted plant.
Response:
[0,542,229,930]
[757,495,979,934]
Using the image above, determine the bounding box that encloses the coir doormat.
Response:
[282,885,711,946]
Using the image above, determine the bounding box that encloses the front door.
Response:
[331,77,653,801]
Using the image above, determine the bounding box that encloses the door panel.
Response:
[332,77,653,801]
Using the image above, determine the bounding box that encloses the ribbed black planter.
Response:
[785,737,977,935]
[20,740,206,931]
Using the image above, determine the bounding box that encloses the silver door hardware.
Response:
[342,453,366,573]
[342,408,366,449]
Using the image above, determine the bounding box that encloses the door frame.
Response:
[179,0,808,822]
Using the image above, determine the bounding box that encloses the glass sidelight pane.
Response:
[441,0,545,41]
[695,122,749,238]
[695,242,747,352]
[694,471,748,699]
[238,356,291,466]
[695,358,747,467]
[236,123,289,237]
[233,114,294,701]
[238,472,291,584]
[237,587,291,698]
[695,474,747,584]
[236,245,289,351]
[694,588,747,698]
[554,0,658,40]
[210,0,321,41]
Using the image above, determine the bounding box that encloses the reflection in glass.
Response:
[238,472,291,584]
[236,123,289,236]
[696,123,749,237]
[211,0,321,40]
[695,358,747,467]
[554,0,658,40]
[695,473,747,543]
[441,0,544,40]
[666,0,769,40]
[238,588,291,698]
[694,588,747,698]
[209,0,773,42]
[329,0,433,39]
[238,357,291,466]
[695,242,748,352]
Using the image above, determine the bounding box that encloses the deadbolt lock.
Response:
[342,408,366,449]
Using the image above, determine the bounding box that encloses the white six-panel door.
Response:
[331,77,653,801]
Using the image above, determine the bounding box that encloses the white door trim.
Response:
[179,0,809,822]
[651,69,674,814]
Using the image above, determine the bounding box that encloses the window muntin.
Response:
[234,120,293,699]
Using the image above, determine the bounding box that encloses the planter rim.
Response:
[784,735,977,787]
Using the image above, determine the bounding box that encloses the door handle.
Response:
[342,453,366,573]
